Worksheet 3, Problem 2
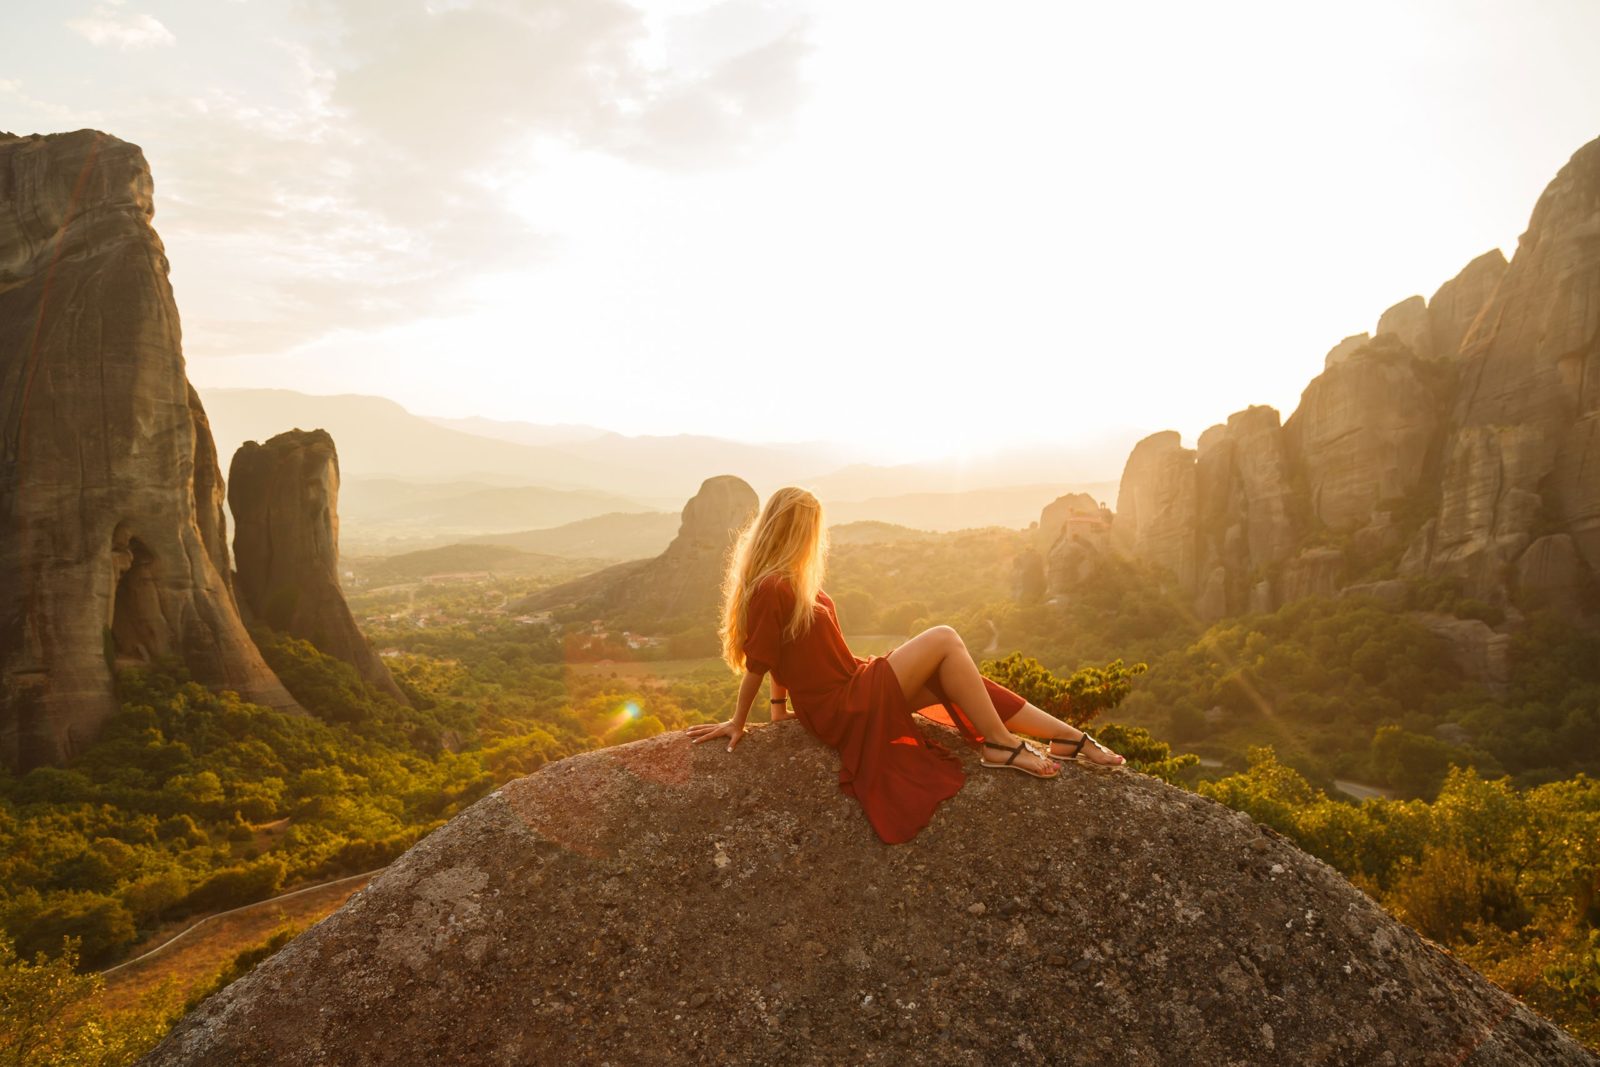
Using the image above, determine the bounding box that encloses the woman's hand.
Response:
[686,719,747,752]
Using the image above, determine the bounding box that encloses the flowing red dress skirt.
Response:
[742,575,1027,844]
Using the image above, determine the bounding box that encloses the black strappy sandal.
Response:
[979,738,1057,779]
[1048,731,1124,766]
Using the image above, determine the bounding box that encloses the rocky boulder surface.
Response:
[519,474,758,622]
[141,724,1594,1066]
[229,429,408,704]
[0,130,298,769]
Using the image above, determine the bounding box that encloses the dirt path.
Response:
[99,868,384,1014]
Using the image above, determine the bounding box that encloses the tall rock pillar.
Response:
[229,429,409,704]
[0,130,299,769]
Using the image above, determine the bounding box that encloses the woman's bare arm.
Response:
[686,669,766,751]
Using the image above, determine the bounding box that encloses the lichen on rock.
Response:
[140,725,1594,1066]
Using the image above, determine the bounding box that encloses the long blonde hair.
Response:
[720,486,829,673]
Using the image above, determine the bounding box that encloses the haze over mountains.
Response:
[200,387,1135,552]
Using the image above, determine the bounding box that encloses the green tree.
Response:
[979,652,1148,728]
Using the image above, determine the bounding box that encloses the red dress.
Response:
[742,573,1028,844]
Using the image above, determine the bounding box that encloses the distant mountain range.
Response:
[339,478,650,535]
[465,512,683,561]
[199,388,1138,548]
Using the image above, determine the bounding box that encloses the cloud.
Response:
[67,4,177,50]
[114,0,813,358]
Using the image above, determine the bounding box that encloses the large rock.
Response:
[1284,334,1445,532]
[1513,534,1588,619]
[1037,492,1113,595]
[520,475,759,622]
[0,130,298,769]
[1113,431,1198,591]
[1323,332,1370,370]
[229,429,408,704]
[1276,547,1345,606]
[1552,413,1600,574]
[139,726,1595,1066]
[1422,137,1600,598]
[1376,295,1435,361]
[1408,612,1511,694]
[1193,407,1300,617]
[1428,249,1507,361]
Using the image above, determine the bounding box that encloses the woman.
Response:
[686,486,1123,844]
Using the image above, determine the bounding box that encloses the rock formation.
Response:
[1035,492,1112,596]
[229,429,408,704]
[140,726,1595,1066]
[1107,135,1600,623]
[1323,332,1370,369]
[519,475,759,623]
[1375,295,1435,361]
[1407,612,1511,693]
[1413,137,1600,599]
[0,130,299,769]
[1427,249,1507,361]
[1192,406,1301,618]
[1284,334,1444,532]
[1111,432,1197,590]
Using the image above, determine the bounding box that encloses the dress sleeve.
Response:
[742,579,785,675]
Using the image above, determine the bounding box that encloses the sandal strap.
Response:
[1053,734,1087,757]
[983,738,1028,765]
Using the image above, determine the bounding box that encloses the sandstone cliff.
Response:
[1106,135,1600,621]
[1035,491,1112,596]
[140,725,1594,1065]
[1112,432,1198,591]
[1413,137,1600,597]
[229,429,408,704]
[0,130,299,769]
[519,474,759,623]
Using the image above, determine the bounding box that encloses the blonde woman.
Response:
[686,486,1123,844]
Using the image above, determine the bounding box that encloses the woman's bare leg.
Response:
[887,626,1056,776]
[903,682,1125,767]
[1003,703,1125,766]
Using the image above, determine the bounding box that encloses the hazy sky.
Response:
[5,1,1599,467]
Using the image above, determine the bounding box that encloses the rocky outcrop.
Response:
[1110,136,1600,622]
[1408,612,1511,693]
[1412,138,1600,600]
[1376,295,1435,361]
[140,726,1595,1066]
[1112,432,1197,590]
[0,130,299,769]
[1428,249,1507,361]
[1192,407,1301,618]
[1037,492,1112,596]
[1276,547,1345,606]
[1323,332,1370,369]
[520,475,758,623]
[1513,534,1589,619]
[229,429,408,704]
[1284,334,1445,532]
